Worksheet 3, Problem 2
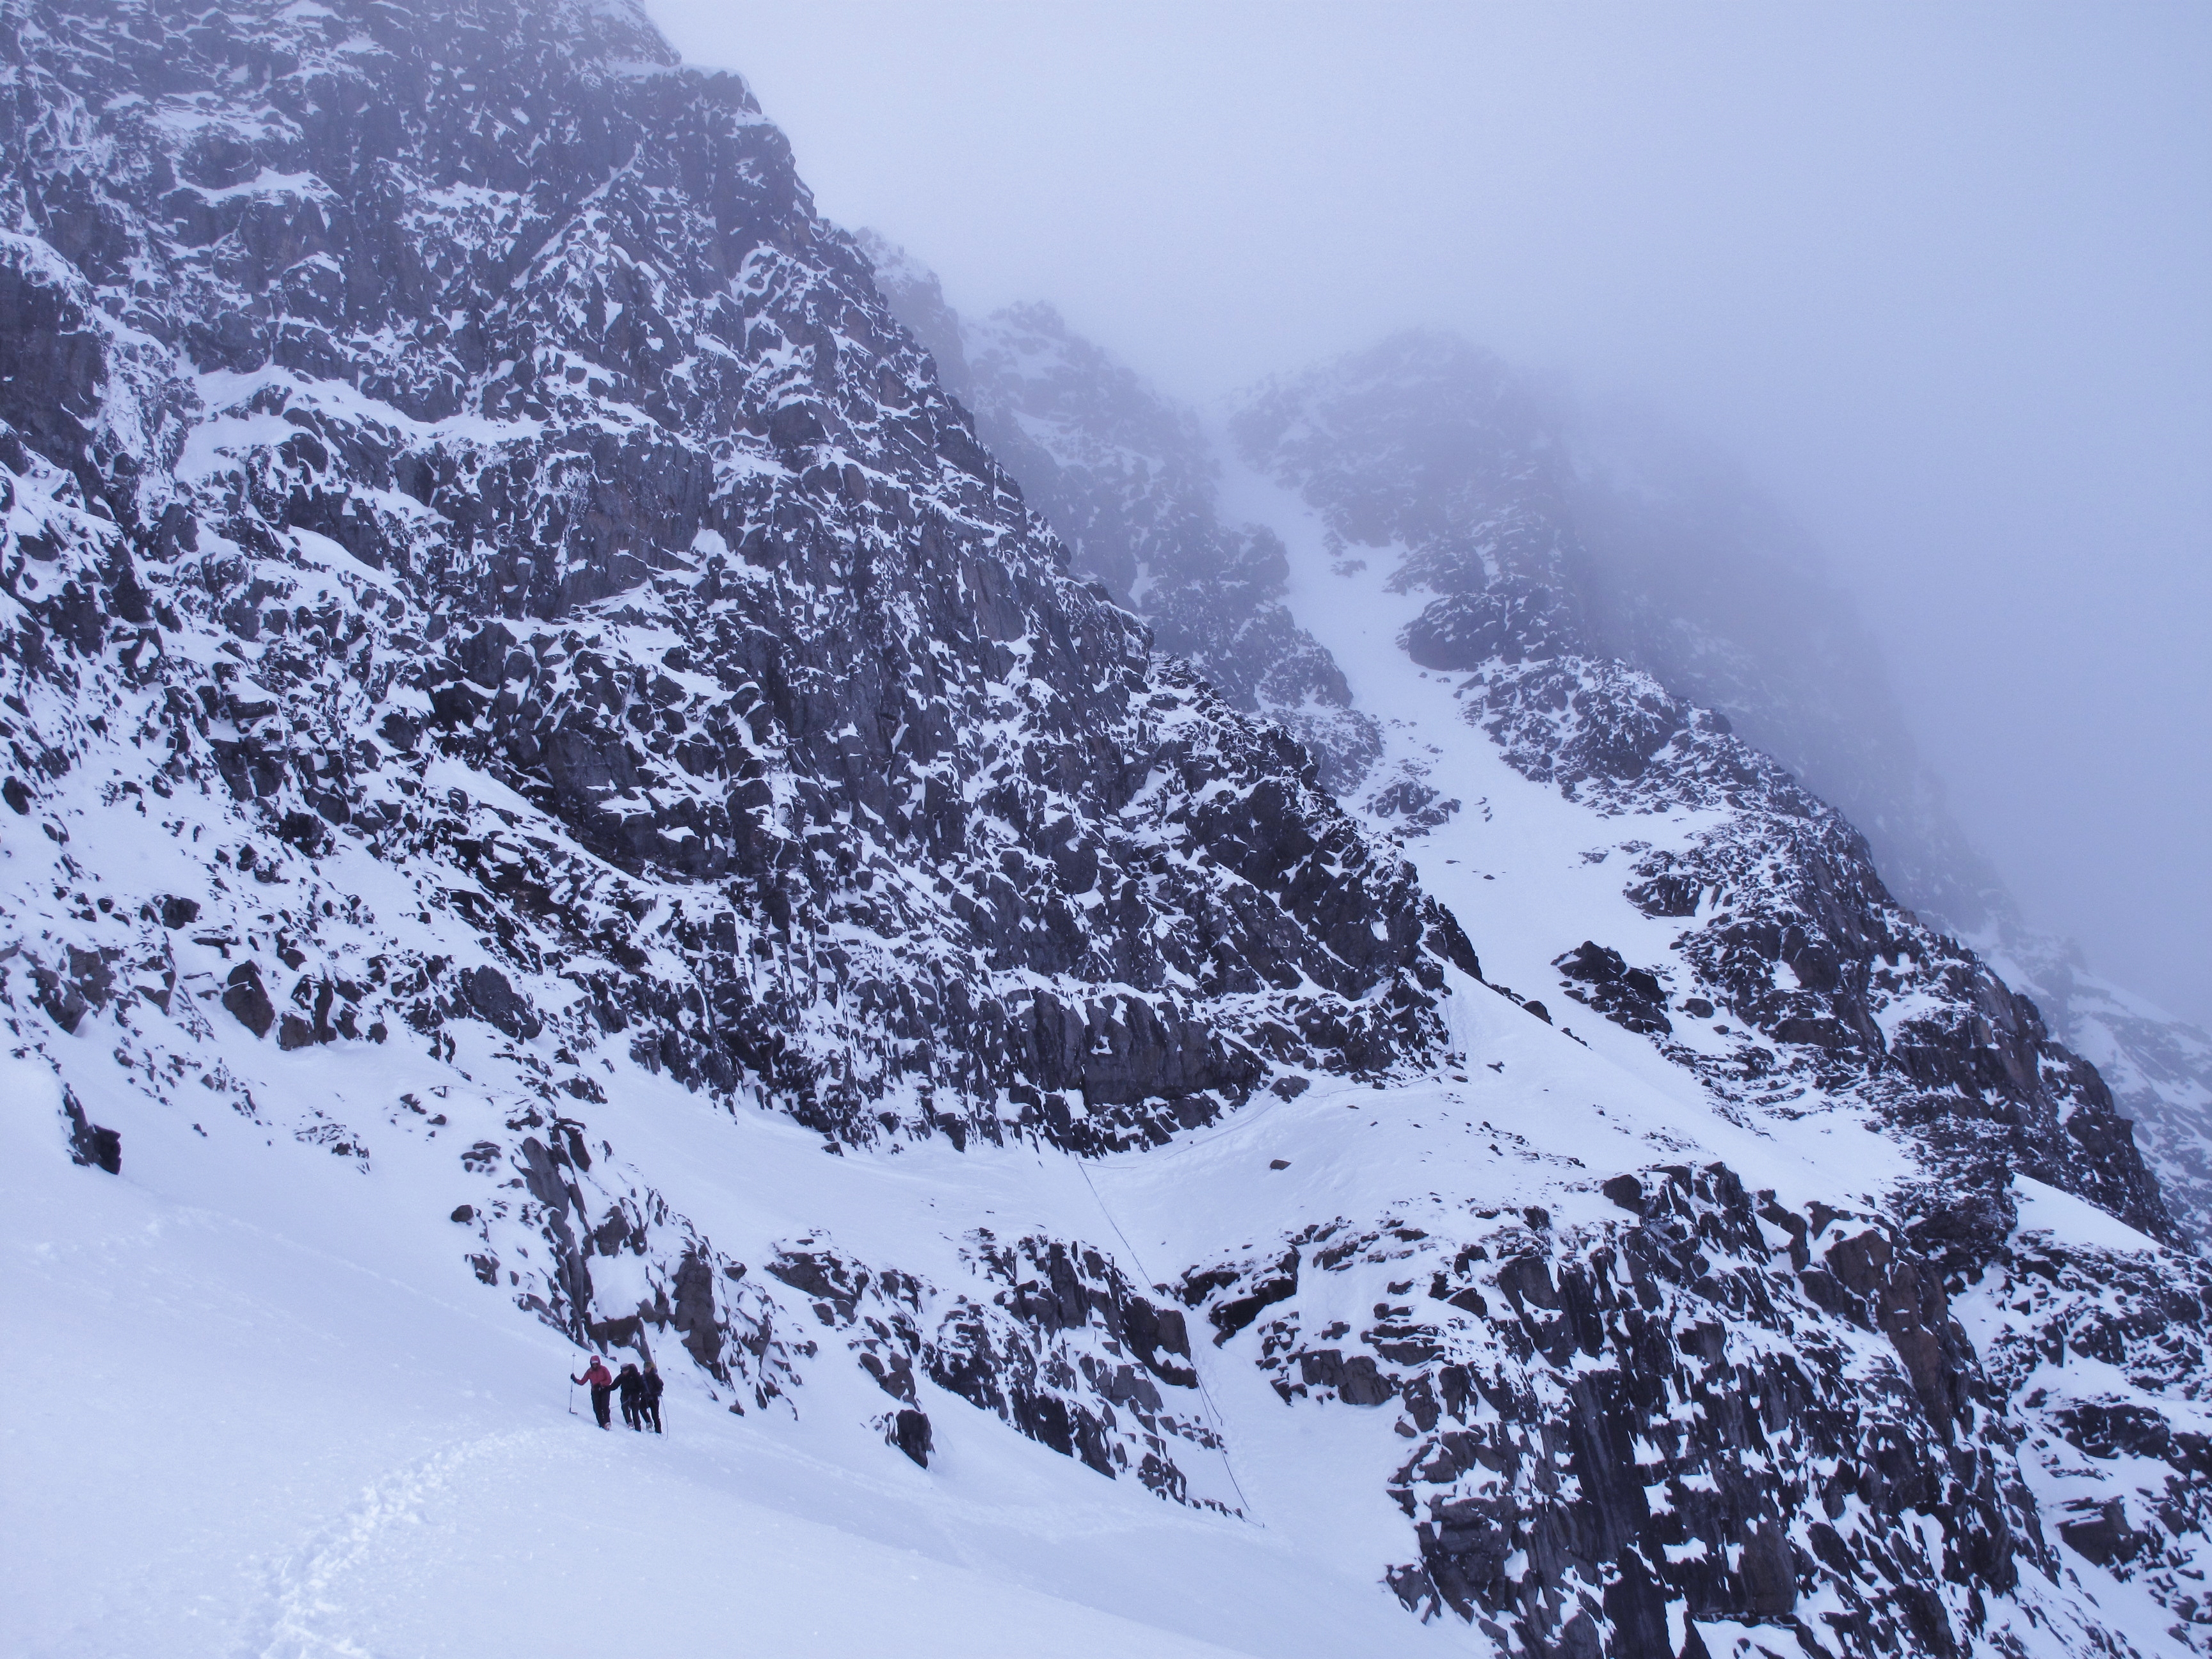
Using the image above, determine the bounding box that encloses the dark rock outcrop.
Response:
[0,0,1470,1161]
[862,250,1382,795]
[61,1087,120,1174]
[1553,941,1672,1038]
[1187,1168,2051,1657]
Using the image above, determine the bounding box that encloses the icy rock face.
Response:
[761,1230,1226,1496]
[0,0,1469,1487]
[1234,330,2212,1251]
[1964,1211,2212,1647]
[0,0,1466,1131]
[1217,330,2212,1652]
[1233,330,1989,928]
[455,1108,802,1411]
[860,241,1382,795]
[917,1231,1230,1505]
[1234,341,2172,1253]
[1183,1170,2050,1652]
[1167,1157,2210,1655]
[1566,397,2015,944]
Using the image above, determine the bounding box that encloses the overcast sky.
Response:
[647,0,2212,1025]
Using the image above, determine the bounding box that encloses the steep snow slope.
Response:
[4,4,2209,1658]
[1228,333,2212,1249]
[1212,451,2211,1655]
[1,1052,1443,1658]
[0,0,1464,1633]
[15,877,2204,1659]
[864,279,2211,1256]
[1229,332,2001,935]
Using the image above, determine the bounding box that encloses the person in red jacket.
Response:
[571,1356,615,1429]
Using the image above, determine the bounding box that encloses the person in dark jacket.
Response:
[639,1365,664,1434]
[572,1356,615,1429]
[616,1361,646,1430]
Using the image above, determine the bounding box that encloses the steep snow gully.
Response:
[3,4,2206,1657]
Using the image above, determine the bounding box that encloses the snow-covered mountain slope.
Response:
[0,0,1461,1611]
[866,263,2212,1255]
[1206,440,2211,1656]
[1230,331,2005,937]
[1228,334,2212,1252]
[0,0,1477,1124]
[4,4,2209,1658]
[6,1043,1475,1659]
[864,256,2211,1650]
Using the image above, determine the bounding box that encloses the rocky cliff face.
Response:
[0,0,1469,1487]
[865,264,2211,1649]
[0,0,1471,1140]
[861,240,1381,796]
[4,6,2207,1658]
[1232,331,2007,933]
[1984,931,2212,1253]
[1217,333,2209,1652]
[867,271,2204,1258]
[1230,330,2212,1251]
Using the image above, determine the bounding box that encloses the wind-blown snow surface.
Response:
[5,3,2211,1656]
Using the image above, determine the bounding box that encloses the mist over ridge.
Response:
[647,0,2212,1030]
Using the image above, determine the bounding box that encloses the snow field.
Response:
[2,1052,1418,1657]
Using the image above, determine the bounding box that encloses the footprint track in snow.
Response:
[248,1429,544,1659]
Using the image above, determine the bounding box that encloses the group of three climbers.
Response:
[572,1356,664,1432]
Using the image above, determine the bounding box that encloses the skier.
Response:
[571,1356,615,1429]
[640,1365,664,1434]
[616,1360,646,1431]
